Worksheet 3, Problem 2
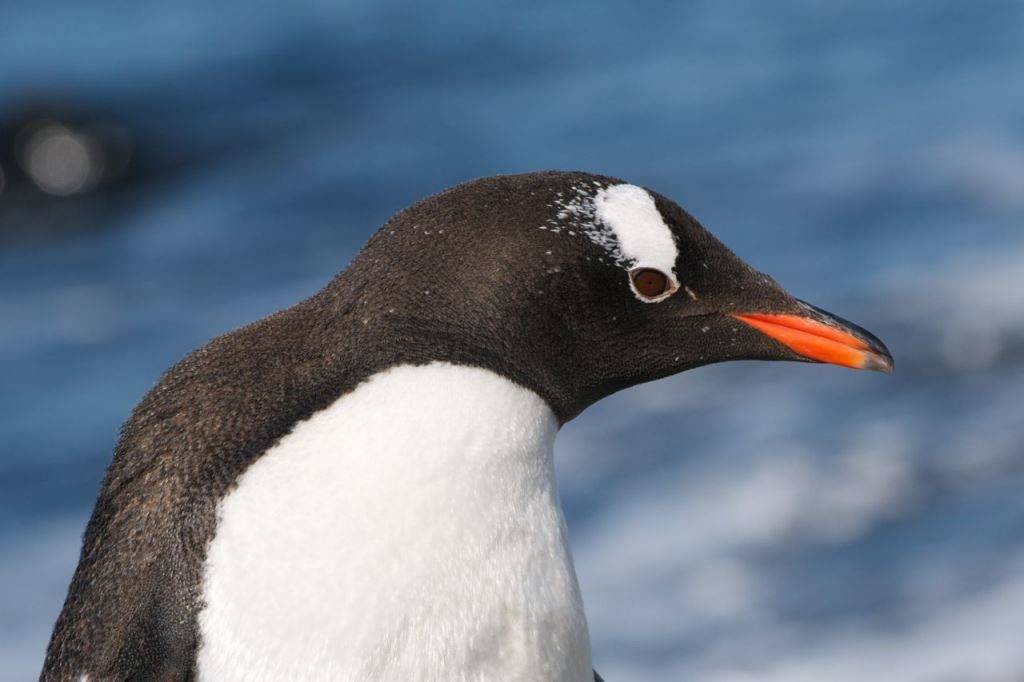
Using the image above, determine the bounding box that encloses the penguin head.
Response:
[342,171,891,421]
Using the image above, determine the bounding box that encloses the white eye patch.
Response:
[593,184,679,283]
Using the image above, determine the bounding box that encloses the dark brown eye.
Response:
[630,268,672,299]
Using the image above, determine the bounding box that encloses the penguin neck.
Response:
[198,362,594,681]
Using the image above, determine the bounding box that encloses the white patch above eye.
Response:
[593,184,679,282]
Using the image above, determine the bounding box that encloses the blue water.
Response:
[2,2,1023,680]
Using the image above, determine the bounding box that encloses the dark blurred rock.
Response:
[0,101,137,242]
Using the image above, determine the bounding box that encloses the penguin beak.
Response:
[731,301,893,373]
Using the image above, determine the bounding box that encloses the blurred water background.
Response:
[2,2,1023,680]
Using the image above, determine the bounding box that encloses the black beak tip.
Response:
[863,348,894,374]
[796,299,894,374]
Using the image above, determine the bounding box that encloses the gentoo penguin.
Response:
[43,171,892,682]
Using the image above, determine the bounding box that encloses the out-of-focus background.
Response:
[2,2,1022,680]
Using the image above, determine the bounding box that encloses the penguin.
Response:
[42,171,892,682]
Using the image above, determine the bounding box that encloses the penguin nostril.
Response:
[630,268,673,300]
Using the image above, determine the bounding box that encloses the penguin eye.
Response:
[630,268,674,300]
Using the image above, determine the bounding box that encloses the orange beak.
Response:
[732,311,893,373]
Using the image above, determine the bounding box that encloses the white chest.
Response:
[196,363,592,682]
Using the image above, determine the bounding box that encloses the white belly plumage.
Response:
[196,362,593,682]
